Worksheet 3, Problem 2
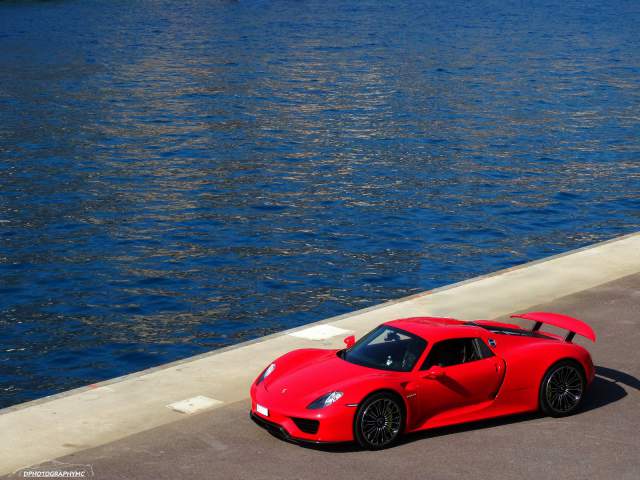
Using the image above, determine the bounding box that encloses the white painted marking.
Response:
[288,324,351,341]
[167,396,223,415]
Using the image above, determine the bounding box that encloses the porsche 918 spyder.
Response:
[250,311,596,449]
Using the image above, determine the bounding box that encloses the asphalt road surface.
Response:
[9,273,640,480]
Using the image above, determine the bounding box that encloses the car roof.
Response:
[384,317,486,342]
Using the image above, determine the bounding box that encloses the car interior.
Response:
[346,327,427,372]
[422,338,490,369]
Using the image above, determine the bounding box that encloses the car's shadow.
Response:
[298,365,638,453]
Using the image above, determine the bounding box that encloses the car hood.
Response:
[262,350,385,407]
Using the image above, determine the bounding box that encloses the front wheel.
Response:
[539,360,585,417]
[354,392,404,450]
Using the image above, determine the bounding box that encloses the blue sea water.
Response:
[1,0,639,408]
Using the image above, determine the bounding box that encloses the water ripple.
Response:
[1,0,639,408]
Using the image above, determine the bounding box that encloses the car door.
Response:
[414,337,504,423]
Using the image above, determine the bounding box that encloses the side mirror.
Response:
[424,365,445,380]
[344,335,356,349]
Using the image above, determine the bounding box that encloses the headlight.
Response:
[307,391,343,409]
[256,363,276,385]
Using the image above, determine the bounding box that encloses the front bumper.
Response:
[250,384,356,443]
[249,412,336,445]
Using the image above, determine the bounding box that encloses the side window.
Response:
[474,338,495,359]
[422,338,492,369]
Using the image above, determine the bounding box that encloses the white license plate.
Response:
[256,404,269,417]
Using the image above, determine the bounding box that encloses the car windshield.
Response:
[341,325,427,372]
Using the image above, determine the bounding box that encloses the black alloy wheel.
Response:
[354,392,404,450]
[540,360,586,417]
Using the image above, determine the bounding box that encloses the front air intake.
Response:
[291,417,319,434]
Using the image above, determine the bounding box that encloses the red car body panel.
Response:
[250,313,595,444]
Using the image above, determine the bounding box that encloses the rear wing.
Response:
[511,312,596,343]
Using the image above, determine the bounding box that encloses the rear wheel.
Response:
[539,360,585,417]
[354,392,404,450]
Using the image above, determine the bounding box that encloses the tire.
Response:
[354,391,405,450]
[539,360,586,417]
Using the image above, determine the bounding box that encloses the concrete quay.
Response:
[2,232,639,478]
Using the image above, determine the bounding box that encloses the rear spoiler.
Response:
[510,312,596,343]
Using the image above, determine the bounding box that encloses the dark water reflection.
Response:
[1,0,639,407]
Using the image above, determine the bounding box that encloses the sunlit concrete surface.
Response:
[166,396,223,415]
[1,231,639,476]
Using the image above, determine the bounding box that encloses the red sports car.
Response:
[250,312,596,449]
